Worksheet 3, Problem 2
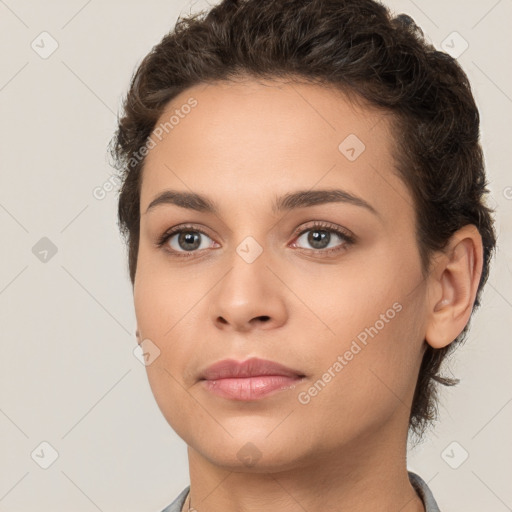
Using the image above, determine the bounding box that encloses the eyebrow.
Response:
[144,188,379,217]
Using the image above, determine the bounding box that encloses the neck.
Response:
[184,418,425,512]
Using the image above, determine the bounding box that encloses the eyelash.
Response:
[156,221,355,259]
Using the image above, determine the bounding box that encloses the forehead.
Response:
[139,78,410,220]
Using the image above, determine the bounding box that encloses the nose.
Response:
[209,251,288,333]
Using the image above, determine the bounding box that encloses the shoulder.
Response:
[408,471,441,512]
[159,486,190,512]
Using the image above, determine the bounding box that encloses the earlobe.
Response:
[425,225,484,349]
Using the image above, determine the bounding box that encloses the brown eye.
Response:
[166,230,213,252]
[293,222,354,254]
[174,231,203,251]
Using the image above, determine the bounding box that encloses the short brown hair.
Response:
[109,0,497,438]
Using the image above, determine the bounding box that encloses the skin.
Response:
[133,77,483,512]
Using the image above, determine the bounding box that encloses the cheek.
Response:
[294,313,423,448]
[296,255,426,430]
[134,276,200,377]
[133,256,211,423]
[133,247,206,339]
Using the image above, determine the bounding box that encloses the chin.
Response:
[188,433,316,474]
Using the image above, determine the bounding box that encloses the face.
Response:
[134,78,429,471]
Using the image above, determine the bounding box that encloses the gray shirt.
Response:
[160,471,440,511]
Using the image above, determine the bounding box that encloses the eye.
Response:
[291,221,355,255]
[156,224,217,257]
[156,221,355,259]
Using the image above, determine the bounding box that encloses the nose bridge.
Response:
[209,233,287,330]
[221,234,272,304]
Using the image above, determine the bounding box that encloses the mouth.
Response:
[199,357,306,401]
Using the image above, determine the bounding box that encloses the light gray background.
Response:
[1,0,511,510]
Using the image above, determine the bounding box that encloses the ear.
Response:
[425,225,484,349]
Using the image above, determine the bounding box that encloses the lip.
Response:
[199,357,305,401]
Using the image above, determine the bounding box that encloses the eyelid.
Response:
[291,220,355,243]
[288,221,355,256]
[156,223,217,253]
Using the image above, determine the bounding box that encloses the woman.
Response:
[110,0,496,510]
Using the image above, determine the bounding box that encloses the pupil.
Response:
[179,231,201,251]
[309,230,329,249]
